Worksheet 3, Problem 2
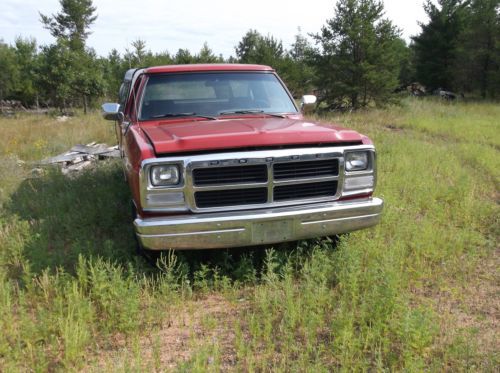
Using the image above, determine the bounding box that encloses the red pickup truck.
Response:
[102,64,383,251]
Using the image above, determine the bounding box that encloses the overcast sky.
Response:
[1,0,427,58]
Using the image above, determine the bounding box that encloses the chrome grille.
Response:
[193,164,267,186]
[273,159,339,179]
[140,145,378,213]
[195,188,268,208]
[274,181,338,201]
[189,153,342,210]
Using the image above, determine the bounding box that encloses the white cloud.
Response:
[0,0,427,57]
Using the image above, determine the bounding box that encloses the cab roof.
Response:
[144,64,274,74]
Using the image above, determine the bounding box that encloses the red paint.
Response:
[124,126,155,211]
[116,64,374,213]
[139,116,364,155]
[145,64,273,74]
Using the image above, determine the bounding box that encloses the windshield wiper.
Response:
[219,110,286,118]
[151,112,216,120]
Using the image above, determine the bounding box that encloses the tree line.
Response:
[0,0,498,112]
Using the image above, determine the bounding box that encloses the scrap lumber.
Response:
[39,142,120,174]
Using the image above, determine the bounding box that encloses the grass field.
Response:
[0,99,498,371]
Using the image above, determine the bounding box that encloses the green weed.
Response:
[0,100,497,370]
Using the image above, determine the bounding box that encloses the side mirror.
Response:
[101,103,122,121]
[300,95,317,112]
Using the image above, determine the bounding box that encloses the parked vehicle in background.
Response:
[102,64,383,251]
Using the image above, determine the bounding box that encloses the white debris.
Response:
[31,168,45,177]
[56,115,70,122]
[39,143,120,175]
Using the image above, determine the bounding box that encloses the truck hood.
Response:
[140,117,367,155]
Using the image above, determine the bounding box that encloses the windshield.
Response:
[139,72,298,120]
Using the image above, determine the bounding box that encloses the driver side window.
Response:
[119,82,131,111]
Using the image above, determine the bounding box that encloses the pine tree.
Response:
[39,0,103,112]
[104,49,125,99]
[195,42,223,63]
[235,29,308,94]
[412,0,468,92]
[40,0,97,53]
[12,37,39,106]
[456,0,500,97]
[394,38,416,88]
[0,41,19,103]
[174,49,196,64]
[235,30,285,68]
[283,29,315,97]
[312,0,402,109]
[36,42,75,109]
[235,30,262,63]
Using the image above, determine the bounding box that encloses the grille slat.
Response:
[195,188,267,208]
[273,159,339,179]
[274,181,338,202]
[193,165,267,186]
[192,157,340,209]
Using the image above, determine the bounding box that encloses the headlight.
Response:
[150,165,180,186]
[345,152,369,171]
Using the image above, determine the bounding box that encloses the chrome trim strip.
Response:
[135,197,383,250]
[273,175,339,185]
[192,182,269,192]
[139,228,245,238]
[301,213,380,225]
[267,161,274,203]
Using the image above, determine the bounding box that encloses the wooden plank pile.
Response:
[40,142,120,174]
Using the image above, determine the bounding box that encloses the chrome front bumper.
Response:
[134,197,383,250]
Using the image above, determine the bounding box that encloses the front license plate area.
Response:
[252,220,293,244]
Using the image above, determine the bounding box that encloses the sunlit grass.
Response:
[0,99,498,370]
[0,112,115,162]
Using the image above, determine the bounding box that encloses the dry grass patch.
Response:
[86,294,245,372]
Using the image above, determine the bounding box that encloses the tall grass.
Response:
[0,99,498,371]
